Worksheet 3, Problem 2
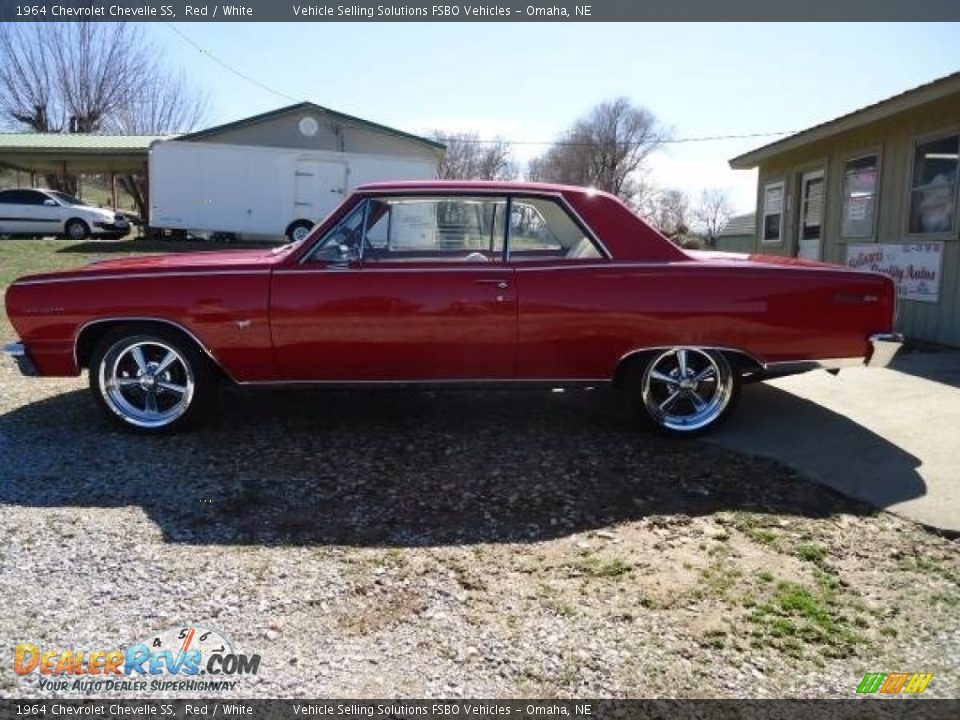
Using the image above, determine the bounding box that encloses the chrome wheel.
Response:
[641,348,734,433]
[99,339,195,429]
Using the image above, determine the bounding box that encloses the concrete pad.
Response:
[710,350,960,533]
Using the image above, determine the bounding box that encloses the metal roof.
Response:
[718,212,756,237]
[0,133,167,174]
[176,102,446,151]
[0,133,167,151]
[730,70,960,169]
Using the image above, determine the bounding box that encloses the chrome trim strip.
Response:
[236,377,609,387]
[274,266,515,275]
[72,317,239,383]
[14,270,268,286]
[866,332,904,369]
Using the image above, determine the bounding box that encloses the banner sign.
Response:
[845,242,944,303]
[2,0,960,22]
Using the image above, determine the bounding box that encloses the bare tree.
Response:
[640,187,691,241]
[0,21,206,208]
[527,98,667,205]
[433,132,516,180]
[694,188,734,246]
[0,23,150,134]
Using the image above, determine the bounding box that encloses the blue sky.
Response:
[155,22,959,213]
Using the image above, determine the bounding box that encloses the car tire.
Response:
[285,219,314,244]
[65,218,90,240]
[89,325,218,434]
[623,348,740,436]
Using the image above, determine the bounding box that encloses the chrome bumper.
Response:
[3,341,39,376]
[866,333,904,369]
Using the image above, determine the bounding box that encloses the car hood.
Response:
[14,248,279,284]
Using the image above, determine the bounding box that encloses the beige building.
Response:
[730,71,960,347]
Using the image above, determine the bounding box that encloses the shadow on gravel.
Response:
[0,385,924,547]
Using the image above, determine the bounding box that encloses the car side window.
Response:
[21,190,48,206]
[362,196,506,263]
[508,197,604,261]
[303,202,368,263]
[0,190,36,204]
[0,191,11,204]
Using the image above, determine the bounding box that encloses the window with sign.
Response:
[363,196,506,263]
[762,181,784,243]
[909,134,958,234]
[841,154,879,238]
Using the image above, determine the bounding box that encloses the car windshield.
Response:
[48,191,85,206]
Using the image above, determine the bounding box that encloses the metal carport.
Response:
[0,133,167,210]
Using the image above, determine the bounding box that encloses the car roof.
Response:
[354,179,613,198]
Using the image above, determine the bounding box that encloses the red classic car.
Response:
[4,181,902,435]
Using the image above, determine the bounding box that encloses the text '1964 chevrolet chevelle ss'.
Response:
[4,181,902,435]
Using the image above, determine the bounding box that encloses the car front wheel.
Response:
[625,348,740,436]
[89,326,217,433]
[65,218,90,240]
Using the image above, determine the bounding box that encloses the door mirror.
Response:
[43,198,57,206]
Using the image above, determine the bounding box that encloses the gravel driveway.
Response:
[1,364,957,699]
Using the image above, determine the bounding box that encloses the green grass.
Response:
[0,237,276,337]
[575,555,633,579]
[795,543,828,564]
[745,579,865,659]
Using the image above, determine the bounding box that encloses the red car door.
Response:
[270,195,517,381]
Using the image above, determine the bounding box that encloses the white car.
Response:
[0,188,130,240]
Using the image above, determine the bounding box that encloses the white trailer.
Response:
[148,140,437,242]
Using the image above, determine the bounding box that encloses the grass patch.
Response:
[576,555,633,578]
[901,554,960,587]
[795,543,828,564]
[745,578,865,659]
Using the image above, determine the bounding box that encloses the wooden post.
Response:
[110,172,117,211]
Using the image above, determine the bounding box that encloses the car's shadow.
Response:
[0,385,925,547]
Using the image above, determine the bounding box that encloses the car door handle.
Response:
[476,279,509,289]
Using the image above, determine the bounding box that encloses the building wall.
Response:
[715,234,756,253]
[191,111,440,163]
[752,92,960,346]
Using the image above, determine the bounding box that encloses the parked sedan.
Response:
[0,188,130,239]
[3,181,902,435]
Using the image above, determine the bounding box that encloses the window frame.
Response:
[358,194,510,263]
[761,180,786,245]
[838,149,882,242]
[904,126,960,239]
[504,193,609,263]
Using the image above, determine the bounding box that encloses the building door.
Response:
[293,160,347,222]
[797,169,824,260]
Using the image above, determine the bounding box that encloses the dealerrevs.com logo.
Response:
[14,625,261,693]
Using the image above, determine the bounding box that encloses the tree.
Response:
[432,132,516,180]
[526,98,667,206]
[0,22,206,208]
[694,188,734,246]
[640,187,691,241]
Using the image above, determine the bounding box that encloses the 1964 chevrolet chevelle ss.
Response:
[4,181,902,435]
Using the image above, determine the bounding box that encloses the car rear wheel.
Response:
[89,326,217,433]
[65,218,90,240]
[624,348,740,436]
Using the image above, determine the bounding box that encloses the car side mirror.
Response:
[43,199,57,206]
